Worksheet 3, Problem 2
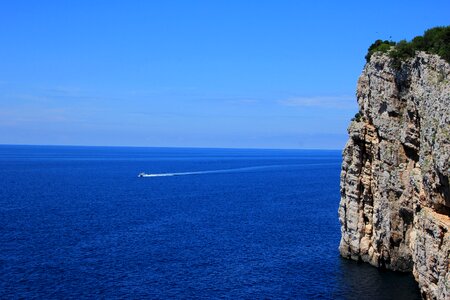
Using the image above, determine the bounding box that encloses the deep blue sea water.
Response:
[0,145,420,299]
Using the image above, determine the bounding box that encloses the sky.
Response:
[0,1,449,149]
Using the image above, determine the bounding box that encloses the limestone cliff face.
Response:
[339,52,450,299]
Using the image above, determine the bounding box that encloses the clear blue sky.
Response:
[0,1,448,149]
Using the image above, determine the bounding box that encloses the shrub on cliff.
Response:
[420,26,450,62]
[365,40,396,62]
[351,111,363,122]
[365,26,450,66]
[389,40,415,69]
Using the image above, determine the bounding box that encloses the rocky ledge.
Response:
[338,52,450,299]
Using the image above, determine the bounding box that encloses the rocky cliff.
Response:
[338,52,450,299]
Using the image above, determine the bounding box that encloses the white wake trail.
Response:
[138,162,339,178]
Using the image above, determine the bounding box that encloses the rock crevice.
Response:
[339,52,450,299]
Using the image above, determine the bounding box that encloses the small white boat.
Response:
[138,172,175,177]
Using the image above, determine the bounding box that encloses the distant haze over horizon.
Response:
[0,1,449,149]
[0,143,342,151]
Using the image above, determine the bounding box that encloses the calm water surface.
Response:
[0,145,420,299]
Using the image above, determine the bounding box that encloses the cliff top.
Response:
[365,26,450,68]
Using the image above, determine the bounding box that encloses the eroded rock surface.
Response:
[339,52,450,299]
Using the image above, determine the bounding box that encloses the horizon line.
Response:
[0,143,342,151]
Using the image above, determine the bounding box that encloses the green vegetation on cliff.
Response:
[365,26,450,67]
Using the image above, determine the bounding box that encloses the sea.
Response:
[0,145,421,299]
